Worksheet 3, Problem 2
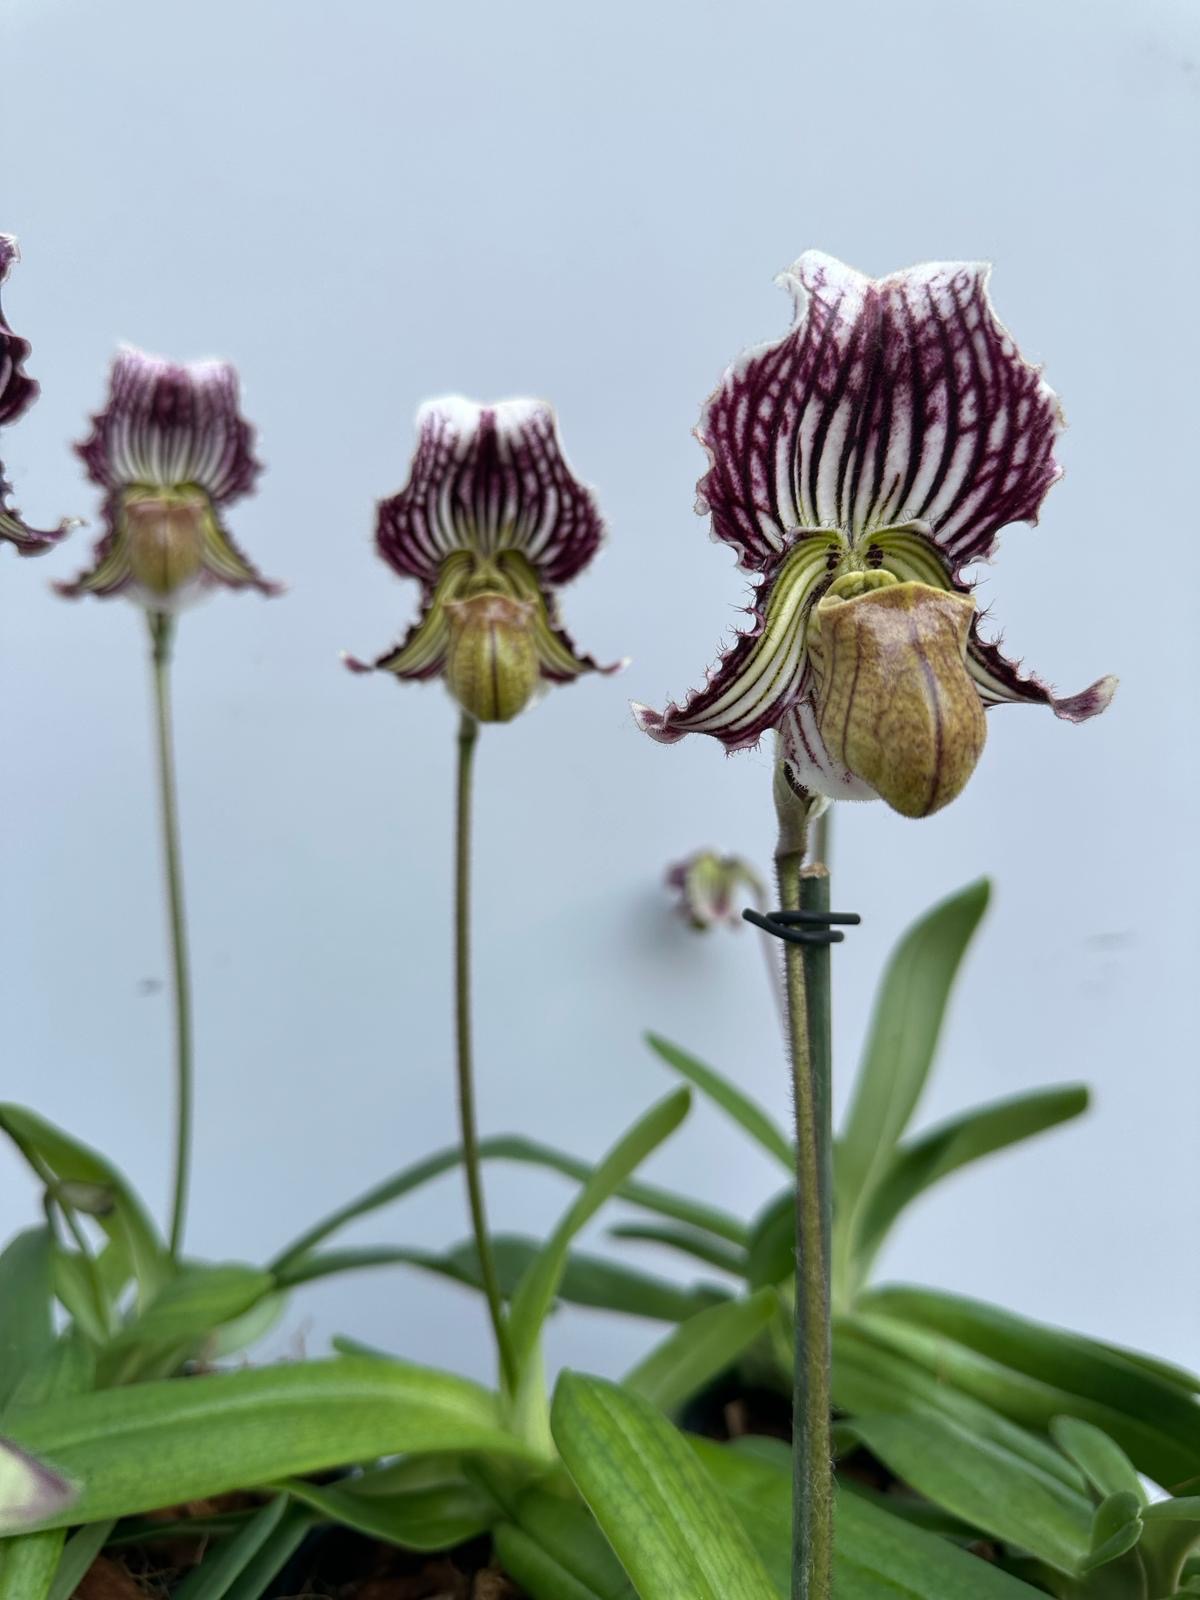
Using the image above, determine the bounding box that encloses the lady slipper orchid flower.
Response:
[348,396,620,723]
[59,348,279,609]
[0,236,72,555]
[634,252,1116,818]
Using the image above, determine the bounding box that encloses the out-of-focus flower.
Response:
[0,236,72,555]
[634,252,1116,818]
[667,849,766,931]
[58,348,279,610]
[348,397,620,722]
[0,1436,75,1534]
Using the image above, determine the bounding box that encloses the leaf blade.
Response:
[834,880,989,1283]
[644,1035,792,1169]
[552,1371,777,1600]
[6,1358,532,1527]
[622,1290,780,1414]
[507,1090,690,1364]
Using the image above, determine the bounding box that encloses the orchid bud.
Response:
[444,592,540,723]
[667,850,766,931]
[806,577,986,818]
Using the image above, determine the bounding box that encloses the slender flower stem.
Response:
[751,886,788,1031]
[777,830,834,1600]
[454,712,518,1392]
[148,611,194,1260]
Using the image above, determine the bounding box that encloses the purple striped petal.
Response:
[0,236,73,554]
[632,532,842,750]
[0,237,37,429]
[376,397,604,588]
[77,348,261,503]
[968,629,1116,721]
[697,251,1062,576]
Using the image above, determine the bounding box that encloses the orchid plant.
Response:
[347,395,620,1412]
[634,248,1116,1600]
[59,347,280,1261]
[0,231,1193,1600]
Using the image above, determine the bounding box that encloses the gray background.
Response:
[2,0,1196,1382]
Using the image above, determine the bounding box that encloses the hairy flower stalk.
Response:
[636,250,1116,1600]
[0,236,73,556]
[351,397,618,1393]
[774,766,834,1600]
[60,348,278,1256]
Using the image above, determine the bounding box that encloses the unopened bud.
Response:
[444,592,539,723]
[666,850,766,931]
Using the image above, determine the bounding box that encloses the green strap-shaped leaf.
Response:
[690,1436,1046,1598]
[1140,1498,1200,1596]
[0,1331,94,1600]
[276,1474,494,1551]
[5,1357,533,1526]
[507,1090,691,1365]
[272,1122,745,1274]
[552,1371,778,1600]
[644,1034,793,1169]
[835,1313,1087,1491]
[45,1522,114,1600]
[98,1263,275,1383]
[220,1502,313,1600]
[622,1289,779,1414]
[0,1232,54,1417]
[171,1495,290,1600]
[493,1486,634,1600]
[607,1223,748,1277]
[848,1412,1094,1575]
[283,1234,726,1325]
[1079,1490,1143,1573]
[493,1524,620,1600]
[1051,1417,1145,1503]
[859,1287,1200,1491]
[833,880,989,1280]
[0,1106,169,1307]
[851,1084,1089,1278]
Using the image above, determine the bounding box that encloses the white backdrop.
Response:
[2,0,1196,1382]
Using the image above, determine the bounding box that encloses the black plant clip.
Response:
[742,906,861,946]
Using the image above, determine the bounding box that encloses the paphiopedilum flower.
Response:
[0,236,72,556]
[58,348,279,609]
[634,252,1116,818]
[348,396,620,723]
[667,849,766,931]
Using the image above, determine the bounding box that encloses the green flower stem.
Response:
[776,835,834,1600]
[454,712,518,1392]
[148,611,193,1261]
